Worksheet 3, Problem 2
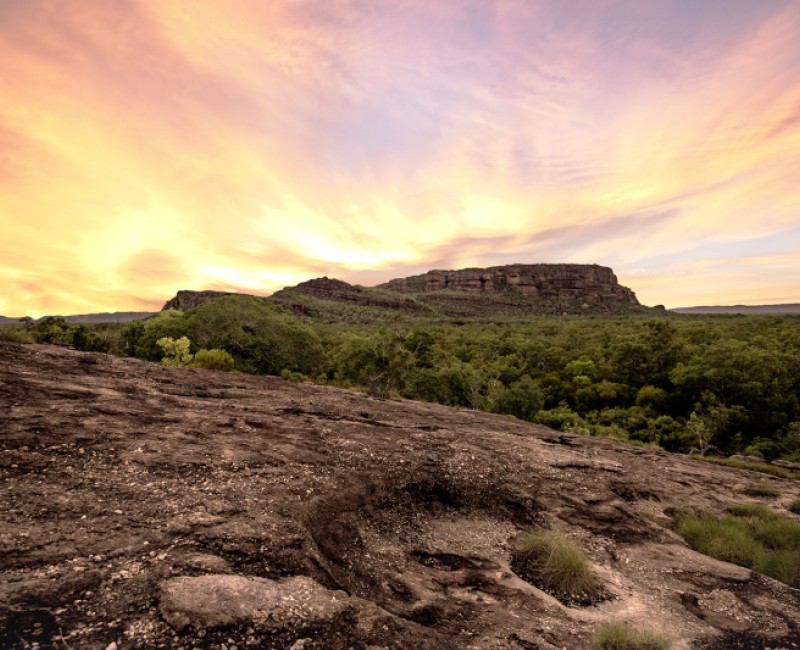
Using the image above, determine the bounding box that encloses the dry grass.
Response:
[593,622,670,650]
[512,530,602,604]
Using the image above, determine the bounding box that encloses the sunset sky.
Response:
[1,0,799,316]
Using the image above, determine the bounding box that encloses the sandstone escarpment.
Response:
[380,264,639,306]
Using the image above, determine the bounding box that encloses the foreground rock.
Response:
[1,342,800,649]
[159,574,350,631]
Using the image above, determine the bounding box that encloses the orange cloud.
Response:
[0,1,799,316]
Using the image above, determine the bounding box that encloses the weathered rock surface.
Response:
[380,263,639,305]
[159,574,350,631]
[2,342,800,649]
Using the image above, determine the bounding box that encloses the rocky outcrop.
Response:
[380,264,639,306]
[161,290,238,311]
[3,341,800,649]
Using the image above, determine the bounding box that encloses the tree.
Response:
[491,375,544,422]
[686,411,714,456]
[186,296,325,376]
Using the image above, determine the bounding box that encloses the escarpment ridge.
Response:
[379,263,639,304]
[168,263,650,319]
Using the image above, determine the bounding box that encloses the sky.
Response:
[1,0,799,316]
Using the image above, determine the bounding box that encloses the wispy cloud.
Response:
[0,0,798,315]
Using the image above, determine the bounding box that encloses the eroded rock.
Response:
[159,574,350,631]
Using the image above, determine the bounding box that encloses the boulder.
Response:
[159,574,350,631]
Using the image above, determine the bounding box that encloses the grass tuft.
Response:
[741,484,780,498]
[726,503,779,520]
[788,499,800,515]
[512,530,603,604]
[673,505,800,588]
[593,621,671,650]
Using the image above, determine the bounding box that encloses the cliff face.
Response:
[380,264,639,306]
[160,264,642,318]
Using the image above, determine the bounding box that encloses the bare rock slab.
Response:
[159,574,350,631]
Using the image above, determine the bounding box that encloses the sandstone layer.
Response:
[380,264,639,305]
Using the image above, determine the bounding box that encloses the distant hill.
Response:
[0,312,155,327]
[671,304,800,315]
[0,315,31,327]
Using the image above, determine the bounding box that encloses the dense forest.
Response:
[6,294,800,462]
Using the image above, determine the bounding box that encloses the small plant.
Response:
[593,621,670,650]
[511,530,602,604]
[741,484,780,498]
[192,348,235,371]
[789,499,800,515]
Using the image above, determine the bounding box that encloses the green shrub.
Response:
[788,499,800,515]
[593,621,670,650]
[741,484,780,498]
[535,403,590,435]
[490,375,544,422]
[511,530,602,603]
[126,310,188,360]
[0,327,33,343]
[192,348,235,371]
[31,317,74,345]
[743,438,782,462]
[157,336,193,367]
[186,295,325,377]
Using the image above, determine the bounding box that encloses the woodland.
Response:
[6,294,800,462]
